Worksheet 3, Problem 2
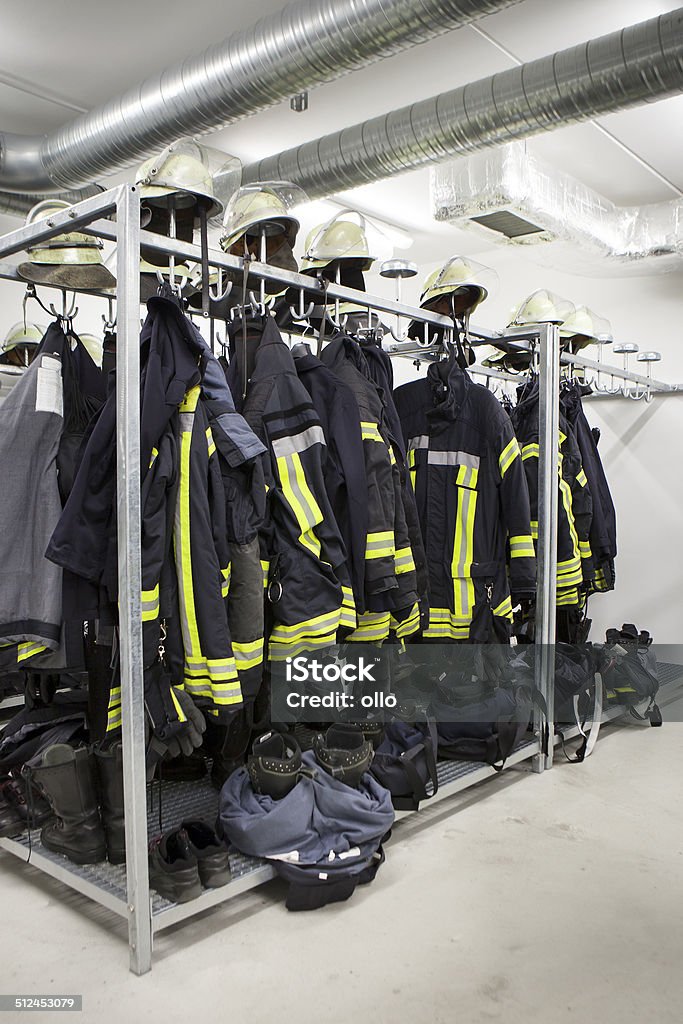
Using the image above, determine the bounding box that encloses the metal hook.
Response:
[288,288,315,323]
[247,290,276,317]
[102,296,116,331]
[208,269,234,303]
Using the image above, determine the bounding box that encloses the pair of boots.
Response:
[30,743,125,866]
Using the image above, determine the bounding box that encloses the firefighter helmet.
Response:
[16,200,116,291]
[419,256,494,314]
[136,139,223,218]
[301,211,375,271]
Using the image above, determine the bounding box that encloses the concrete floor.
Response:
[1,703,681,1024]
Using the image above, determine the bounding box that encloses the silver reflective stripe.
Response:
[428,450,480,468]
[272,425,325,458]
[179,412,194,433]
[408,435,430,450]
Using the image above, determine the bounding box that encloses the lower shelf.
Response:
[0,737,541,933]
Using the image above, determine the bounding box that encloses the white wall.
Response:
[1,240,681,644]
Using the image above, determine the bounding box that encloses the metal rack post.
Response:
[114,185,151,975]
[534,322,560,770]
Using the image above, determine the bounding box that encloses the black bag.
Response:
[428,684,544,769]
[370,720,439,810]
[601,624,661,726]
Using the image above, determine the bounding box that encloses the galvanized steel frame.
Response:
[0,185,654,973]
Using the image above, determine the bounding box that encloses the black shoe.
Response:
[247,731,303,800]
[0,780,24,838]
[181,820,231,888]
[312,724,373,788]
[148,829,202,903]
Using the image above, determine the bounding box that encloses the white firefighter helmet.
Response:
[2,321,45,354]
[301,211,375,271]
[419,256,495,314]
[136,139,223,218]
[509,289,575,327]
[560,305,613,344]
[220,182,304,251]
[17,200,116,291]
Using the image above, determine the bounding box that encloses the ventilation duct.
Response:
[0,185,103,219]
[0,0,522,193]
[432,143,683,268]
[245,9,683,198]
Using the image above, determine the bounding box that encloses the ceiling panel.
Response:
[477,0,683,60]
[597,96,683,195]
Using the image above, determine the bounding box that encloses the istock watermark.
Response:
[285,655,378,684]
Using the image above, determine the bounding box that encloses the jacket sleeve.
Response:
[496,420,536,600]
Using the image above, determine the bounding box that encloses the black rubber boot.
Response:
[32,745,106,865]
[203,714,251,790]
[94,742,126,865]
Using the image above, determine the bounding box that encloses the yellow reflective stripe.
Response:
[106,684,122,733]
[261,560,270,589]
[556,588,579,606]
[346,611,391,643]
[141,584,160,622]
[522,443,539,461]
[530,520,538,541]
[576,468,588,487]
[451,480,477,619]
[360,421,384,443]
[270,634,338,661]
[175,390,203,667]
[17,641,48,663]
[270,609,342,640]
[232,638,264,671]
[389,446,396,466]
[408,448,417,491]
[340,586,357,629]
[221,564,231,598]
[394,545,416,575]
[559,472,581,576]
[170,688,188,722]
[499,437,521,476]
[391,603,420,638]
[456,465,479,488]
[366,530,395,560]
[579,540,592,557]
[206,426,216,458]
[425,608,470,639]
[149,446,159,469]
[277,451,323,559]
[493,596,513,620]
[509,534,535,559]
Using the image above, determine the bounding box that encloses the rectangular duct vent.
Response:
[469,210,545,238]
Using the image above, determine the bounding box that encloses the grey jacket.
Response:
[0,332,64,650]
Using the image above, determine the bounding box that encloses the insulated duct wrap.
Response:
[245,9,683,198]
[432,143,683,267]
[0,185,103,219]
[0,0,522,192]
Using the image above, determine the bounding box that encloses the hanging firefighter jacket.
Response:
[293,348,368,613]
[394,358,536,643]
[321,335,423,641]
[510,378,593,608]
[47,297,266,736]
[232,317,354,660]
[560,381,617,593]
[0,323,97,659]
